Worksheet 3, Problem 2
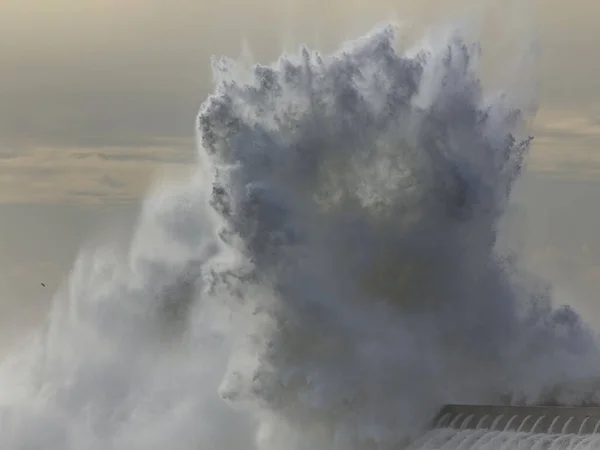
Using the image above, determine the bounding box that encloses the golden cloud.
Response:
[0,140,196,204]
[1,107,600,204]
[528,108,600,180]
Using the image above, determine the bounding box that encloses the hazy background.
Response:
[1,0,600,346]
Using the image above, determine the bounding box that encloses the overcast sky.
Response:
[2,0,600,339]
[0,0,599,203]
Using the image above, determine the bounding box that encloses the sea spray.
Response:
[0,21,599,450]
[200,22,600,448]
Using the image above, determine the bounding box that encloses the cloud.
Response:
[72,147,195,164]
[1,0,599,153]
[0,140,195,204]
[1,107,600,205]
[0,148,20,160]
[528,109,600,180]
[97,174,125,189]
[1,0,600,204]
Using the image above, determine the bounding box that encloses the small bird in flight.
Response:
[41,283,45,287]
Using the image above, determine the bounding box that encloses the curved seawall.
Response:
[408,405,600,450]
[434,404,600,434]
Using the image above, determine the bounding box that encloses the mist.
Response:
[1,6,600,450]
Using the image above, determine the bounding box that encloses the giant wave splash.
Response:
[1,22,600,450]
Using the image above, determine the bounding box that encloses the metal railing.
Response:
[431,404,600,435]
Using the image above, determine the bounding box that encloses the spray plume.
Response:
[0,21,599,450]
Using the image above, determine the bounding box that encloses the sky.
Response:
[1,0,600,342]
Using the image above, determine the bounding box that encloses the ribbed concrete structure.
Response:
[432,404,600,435]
